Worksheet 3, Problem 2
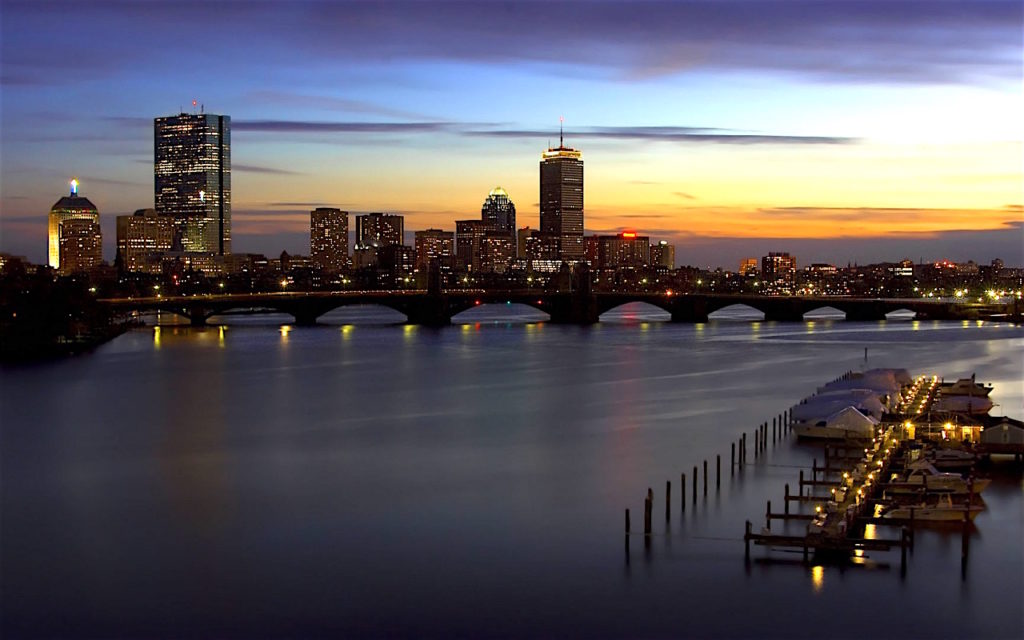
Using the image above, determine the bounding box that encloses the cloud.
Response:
[674,192,698,201]
[2,2,1018,87]
[244,90,433,121]
[233,164,302,176]
[466,126,854,145]
[267,202,333,208]
[233,120,451,134]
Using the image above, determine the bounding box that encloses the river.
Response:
[2,305,1022,638]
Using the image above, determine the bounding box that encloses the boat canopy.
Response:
[792,395,885,422]
[818,406,878,438]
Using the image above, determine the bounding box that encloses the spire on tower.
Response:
[559,115,564,147]
[70,178,79,196]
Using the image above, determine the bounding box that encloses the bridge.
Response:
[99,290,1015,326]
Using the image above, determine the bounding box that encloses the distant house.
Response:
[979,416,1024,456]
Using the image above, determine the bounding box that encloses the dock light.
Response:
[280,279,288,288]
[815,505,823,514]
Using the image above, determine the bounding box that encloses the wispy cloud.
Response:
[234,164,302,176]
[244,90,433,121]
[233,120,451,134]
[267,202,333,208]
[465,126,854,145]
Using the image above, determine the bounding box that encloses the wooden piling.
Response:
[644,493,652,536]
[784,484,790,514]
[681,473,686,512]
[692,465,698,504]
[766,500,772,529]
[666,480,671,521]
[625,508,630,534]
[731,442,735,474]
[716,455,721,489]
[745,521,751,561]
[703,460,708,496]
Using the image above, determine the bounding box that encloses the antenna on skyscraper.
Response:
[559,115,564,147]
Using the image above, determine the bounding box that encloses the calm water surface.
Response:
[3,305,1023,638]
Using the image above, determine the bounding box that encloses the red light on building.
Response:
[622,231,637,238]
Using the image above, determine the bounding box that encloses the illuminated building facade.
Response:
[522,231,560,262]
[414,229,454,272]
[593,232,650,271]
[739,258,759,276]
[310,208,350,272]
[649,240,675,269]
[516,227,534,259]
[377,244,415,285]
[58,217,102,275]
[479,235,516,274]
[762,252,797,285]
[48,179,99,270]
[116,208,175,274]
[456,219,488,271]
[481,186,516,248]
[540,130,584,261]
[355,212,404,249]
[154,111,231,255]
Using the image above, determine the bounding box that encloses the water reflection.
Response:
[811,565,825,592]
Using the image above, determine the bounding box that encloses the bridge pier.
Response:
[763,310,805,322]
[401,295,453,326]
[546,293,600,324]
[292,311,321,326]
[845,309,887,322]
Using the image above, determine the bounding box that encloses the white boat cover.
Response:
[820,406,878,438]
[792,395,886,422]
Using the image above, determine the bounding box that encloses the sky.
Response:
[1,0,1022,268]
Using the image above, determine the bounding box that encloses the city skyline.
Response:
[1,1,1021,268]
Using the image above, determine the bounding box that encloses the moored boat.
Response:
[886,461,990,495]
[882,493,985,521]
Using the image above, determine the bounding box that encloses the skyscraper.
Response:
[481,187,516,238]
[310,208,349,272]
[48,179,99,270]
[540,126,584,261]
[762,252,797,283]
[649,240,676,269]
[355,213,404,249]
[154,111,231,255]
[116,209,175,274]
[414,229,455,272]
[58,218,103,275]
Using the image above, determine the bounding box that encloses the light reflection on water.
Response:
[1,309,1022,638]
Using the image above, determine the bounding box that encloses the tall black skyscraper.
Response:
[540,125,583,261]
[154,111,231,255]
